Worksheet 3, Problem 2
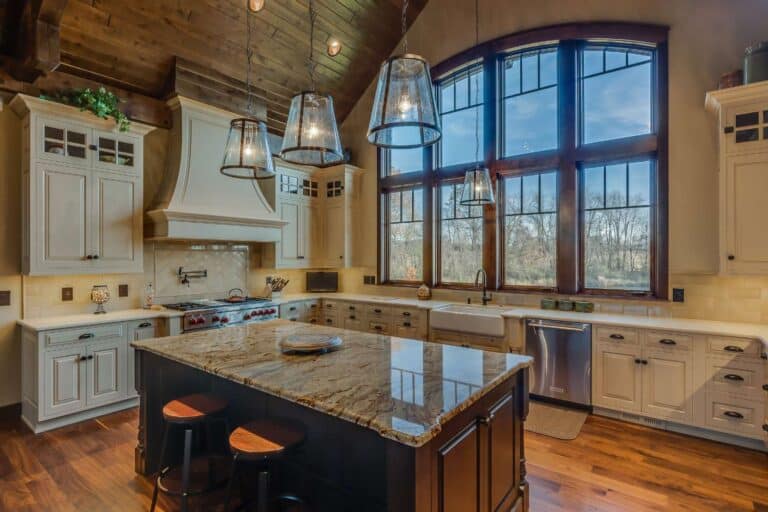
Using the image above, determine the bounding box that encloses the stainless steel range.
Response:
[164,298,279,332]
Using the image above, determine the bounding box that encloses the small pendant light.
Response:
[280,0,344,167]
[367,0,440,148]
[220,1,275,180]
[460,0,494,206]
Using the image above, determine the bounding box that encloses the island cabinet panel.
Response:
[438,423,480,512]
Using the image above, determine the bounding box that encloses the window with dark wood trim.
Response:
[377,23,669,299]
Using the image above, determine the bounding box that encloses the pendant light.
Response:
[367,0,440,148]
[460,0,494,206]
[220,1,275,180]
[280,0,344,167]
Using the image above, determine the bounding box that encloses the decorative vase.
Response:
[91,284,111,315]
[417,283,431,300]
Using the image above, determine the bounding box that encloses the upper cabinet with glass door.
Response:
[94,130,141,175]
[39,119,92,167]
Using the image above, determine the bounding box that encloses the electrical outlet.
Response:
[672,288,685,302]
[118,284,129,297]
[363,275,376,285]
[61,287,73,302]
[266,276,273,284]
[0,291,10,306]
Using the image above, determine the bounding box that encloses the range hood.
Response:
[145,96,285,242]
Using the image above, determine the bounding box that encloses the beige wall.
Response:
[339,0,768,304]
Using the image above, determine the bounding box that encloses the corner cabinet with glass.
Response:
[261,162,362,269]
[707,81,768,274]
[10,94,153,275]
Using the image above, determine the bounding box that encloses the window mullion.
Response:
[556,40,579,295]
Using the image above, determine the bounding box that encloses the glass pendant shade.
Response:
[460,166,495,206]
[280,91,345,167]
[220,118,276,179]
[367,54,441,148]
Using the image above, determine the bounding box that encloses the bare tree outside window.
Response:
[387,188,424,282]
[440,183,483,284]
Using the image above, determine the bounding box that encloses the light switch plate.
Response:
[0,290,10,306]
[61,288,73,302]
[672,288,685,302]
[118,284,129,297]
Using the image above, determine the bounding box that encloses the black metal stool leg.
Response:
[180,428,193,512]
[256,469,270,512]
[223,453,240,512]
[150,422,171,512]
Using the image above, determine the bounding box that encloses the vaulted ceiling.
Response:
[0,0,428,133]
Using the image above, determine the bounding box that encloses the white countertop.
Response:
[17,308,184,331]
[16,292,768,350]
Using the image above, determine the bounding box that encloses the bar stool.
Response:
[150,393,230,512]
[224,418,307,512]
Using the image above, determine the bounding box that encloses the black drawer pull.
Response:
[609,334,624,340]
[310,319,317,323]
[349,315,356,320]
[723,345,744,353]
[348,306,355,311]
[374,325,383,331]
[289,306,297,311]
[87,355,94,360]
[763,384,768,391]
[723,374,744,382]
[374,309,382,314]
[634,358,642,364]
[290,318,297,322]
[403,322,411,327]
[722,411,744,420]
[658,339,676,346]
[326,319,333,324]
[78,333,94,340]
[763,423,768,433]
[138,322,152,328]
[402,311,411,317]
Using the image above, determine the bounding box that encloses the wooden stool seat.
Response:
[162,393,228,423]
[229,419,305,458]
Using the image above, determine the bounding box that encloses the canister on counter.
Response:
[745,41,768,84]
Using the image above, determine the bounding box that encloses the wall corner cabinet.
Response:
[21,317,166,433]
[261,161,363,269]
[10,94,154,276]
[706,82,768,275]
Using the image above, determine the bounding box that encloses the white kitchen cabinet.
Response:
[706,83,768,274]
[86,339,126,408]
[642,349,694,423]
[10,94,153,276]
[42,346,87,419]
[593,341,643,413]
[127,319,159,398]
[262,162,362,269]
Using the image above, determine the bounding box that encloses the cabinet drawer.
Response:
[128,319,156,331]
[596,326,639,344]
[704,392,765,439]
[322,314,339,327]
[393,307,420,322]
[366,305,392,321]
[643,331,693,351]
[343,302,363,314]
[343,316,363,332]
[368,321,391,335]
[706,357,765,400]
[322,300,339,311]
[706,336,763,358]
[465,335,507,351]
[44,323,125,347]
[394,325,420,340]
[281,303,302,316]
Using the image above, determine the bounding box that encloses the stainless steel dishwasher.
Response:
[525,319,592,406]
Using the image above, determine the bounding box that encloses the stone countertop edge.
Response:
[132,327,532,448]
[17,308,185,331]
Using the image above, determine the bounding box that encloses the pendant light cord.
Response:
[473,0,480,167]
[245,3,254,116]
[401,0,409,54]
[307,0,318,91]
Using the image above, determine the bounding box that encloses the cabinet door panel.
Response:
[324,202,345,266]
[37,119,91,166]
[87,340,126,407]
[39,165,90,269]
[487,394,519,512]
[128,325,157,397]
[303,202,322,265]
[642,350,693,422]
[43,347,86,419]
[280,201,300,263]
[725,153,768,273]
[594,342,642,412]
[93,173,141,271]
[438,422,480,512]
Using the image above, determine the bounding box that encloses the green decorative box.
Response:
[541,298,558,310]
[557,299,574,311]
[574,301,595,313]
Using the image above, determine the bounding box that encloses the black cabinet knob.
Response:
[609,334,624,340]
[723,345,744,353]
[658,339,676,346]
[727,254,735,261]
[722,411,744,420]
[723,374,744,382]
[78,333,94,340]
[138,322,152,328]
[86,255,93,260]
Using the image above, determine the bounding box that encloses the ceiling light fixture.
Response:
[247,0,265,13]
[280,0,344,167]
[220,2,275,180]
[460,0,494,206]
[327,37,342,57]
[367,0,440,148]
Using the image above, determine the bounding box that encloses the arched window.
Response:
[379,23,668,298]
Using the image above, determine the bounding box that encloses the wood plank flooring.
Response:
[0,408,765,511]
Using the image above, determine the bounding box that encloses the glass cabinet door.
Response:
[93,131,138,173]
[39,121,91,165]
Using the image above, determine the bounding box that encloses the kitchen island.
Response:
[133,319,532,512]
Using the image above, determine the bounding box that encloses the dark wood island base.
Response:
[133,322,530,512]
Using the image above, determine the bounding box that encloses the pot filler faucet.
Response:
[474,268,492,306]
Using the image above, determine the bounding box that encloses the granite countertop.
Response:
[17,308,184,331]
[132,319,532,447]
[269,293,453,310]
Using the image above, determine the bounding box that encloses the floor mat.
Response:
[524,401,588,440]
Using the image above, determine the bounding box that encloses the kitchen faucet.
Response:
[475,268,492,306]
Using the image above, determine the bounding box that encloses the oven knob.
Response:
[212,315,220,322]
[221,317,229,323]
[268,308,276,314]
[255,310,264,316]
[243,314,251,320]
[194,318,203,325]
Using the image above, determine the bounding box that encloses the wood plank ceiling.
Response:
[5,0,429,134]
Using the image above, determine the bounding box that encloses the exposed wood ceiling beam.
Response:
[7,0,69,81]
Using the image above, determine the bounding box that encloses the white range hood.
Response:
[145,96,285,242]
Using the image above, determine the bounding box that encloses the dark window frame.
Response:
[378,22,669,299]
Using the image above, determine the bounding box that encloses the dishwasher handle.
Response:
[527,320,589,333]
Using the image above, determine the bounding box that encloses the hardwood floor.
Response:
[0,408,765,511]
